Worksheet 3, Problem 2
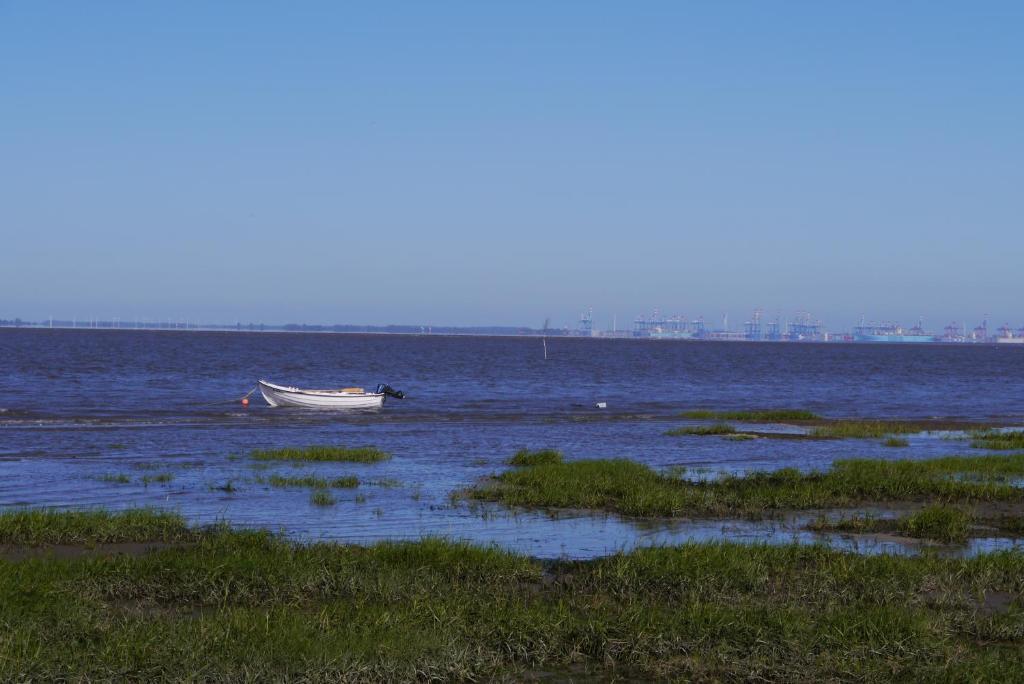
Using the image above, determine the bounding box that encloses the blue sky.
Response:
[2,2,1021,329]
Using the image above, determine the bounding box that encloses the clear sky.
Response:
[3,2,1022,330]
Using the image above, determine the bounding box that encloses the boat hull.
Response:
[852,334,936,343]
[258,380,386,409]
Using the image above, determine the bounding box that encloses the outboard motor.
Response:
[376,383,405,400]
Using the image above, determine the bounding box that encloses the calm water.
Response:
[2,328,1023,558]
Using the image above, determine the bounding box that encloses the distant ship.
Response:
[853,323,936,343]
[996,325,1024,344]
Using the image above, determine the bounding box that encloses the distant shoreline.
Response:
[1,323,1020,346]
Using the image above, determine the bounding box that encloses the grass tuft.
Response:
[310,490,336,506]
[142,473,174,485]
[883,437,910,448]
[508,449,563,466]
[666,423,737,436]
[252,446,391,462]
[268,475,358,489]
[900,505,971,543]
[811,505,972,544]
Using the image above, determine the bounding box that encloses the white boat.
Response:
[258,379,404,409]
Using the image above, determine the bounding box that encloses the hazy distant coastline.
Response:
[2,317,1022,345]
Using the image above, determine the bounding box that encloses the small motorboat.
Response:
[258,379,405,409]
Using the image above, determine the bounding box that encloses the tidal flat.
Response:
[2,508,1024,681]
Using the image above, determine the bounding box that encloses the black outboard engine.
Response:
[376,383,405,400]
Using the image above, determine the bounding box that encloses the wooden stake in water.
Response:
[542,317,550,360]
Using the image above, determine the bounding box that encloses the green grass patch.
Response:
[252,446,391,462]
[666,423,737,436]
[681,409,821,421]
[310,490,336,506]
[810,505,973,544]
[2,511,1024,680]
[971,430,1024,451]
[267,474,358,489]
[508,449,563,466]
[901,505,972,543]
[99,474,130,484]
[810,421,928,439]
[0,508,194,545]
[467,454,1024,519]
[141,473,174,485]
[884,437,910,447]
[917,453,1024,476]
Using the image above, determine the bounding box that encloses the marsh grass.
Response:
[508,449,563,466]
[810,505,972,544]
[141,473,173,485]
[367,478,402,488]
[2,511,1024,680]
[901,505,972,543]
[810,421,928,439]
[884,437,910,447]
[468,455,1024,518]
[666,423,737,436]
[310,490,336,506]
[0,508,194,545]
[99,474,130,484]
[971,430,1024,451]
[252,446,391,462]
[681,409,820,421]
[268,475,359,489]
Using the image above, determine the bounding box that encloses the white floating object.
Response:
[595,402,607,409]
[258,379,404,409]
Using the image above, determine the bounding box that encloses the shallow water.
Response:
[2,328,1023,558]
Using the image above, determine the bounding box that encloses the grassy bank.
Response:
[0,509,195,545]
[972,430,1024,451]
[2,509,1024,680]
[252,446,390,463]
[467,454,1024,518]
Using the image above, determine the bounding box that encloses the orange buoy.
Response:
[241,398,249,406]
